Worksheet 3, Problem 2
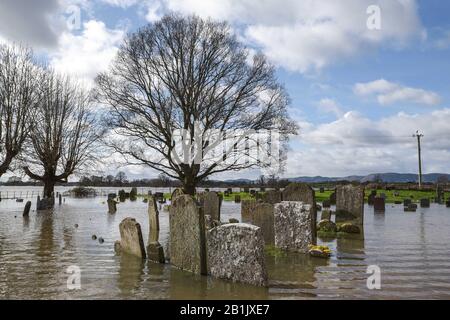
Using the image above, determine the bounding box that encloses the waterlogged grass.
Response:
[265,245,287,258]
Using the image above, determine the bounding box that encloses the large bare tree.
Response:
[96,14,297,195]
[23,70,102,198]
[0,44,39,177]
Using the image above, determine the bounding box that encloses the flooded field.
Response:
[1,187,450,299]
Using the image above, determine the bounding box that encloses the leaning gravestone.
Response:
[198,191,221,221]
[274,202,315,253]
[281,183,317,243]
[23,201,32,217]
[119,218,146,259]
[170,195,207,275]
[241,200,258,223]
[107,195,117,214]
[147,195,165,263]
[252,203,275,245]
[262,190,282,205]
[335,185,365,226]
[207,224,268,287]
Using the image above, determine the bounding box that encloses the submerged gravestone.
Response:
[130,187,138,201]
[169,195,207,275]
[373,197,385,212]
[274,201,315,253]
[262,190,282,205]
[36,196,54,211]
[281,183,317,243]
[207,224,268,287]
[252,203,275,245]
[198,191,221,221]
[234,195,241,203]
[107,197,117,214]
[147,195,165,263]
[241,200,258,223]
[420,198,430,208]
[335,185,364,226]
[23,201,32,217]
[119,218,146,259]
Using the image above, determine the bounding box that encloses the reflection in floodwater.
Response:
[1,196,450,299]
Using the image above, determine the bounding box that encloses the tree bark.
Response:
[183,178,196,196]
[43,180,55,199]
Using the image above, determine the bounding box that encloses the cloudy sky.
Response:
[1,0,449,180]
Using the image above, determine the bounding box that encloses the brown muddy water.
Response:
[1,187,450,300]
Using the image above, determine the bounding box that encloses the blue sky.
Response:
[0,0,449,180]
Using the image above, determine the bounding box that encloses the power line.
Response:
[413,130,424,189]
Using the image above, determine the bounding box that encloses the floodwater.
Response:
[1,187,450,300]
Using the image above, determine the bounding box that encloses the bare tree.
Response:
[23,70,102,198]
[96,14,297,195]
[0,44,39,177]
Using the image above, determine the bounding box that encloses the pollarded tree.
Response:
[0,44,39,177]
[96,14,297,195]
[23,70,102,198]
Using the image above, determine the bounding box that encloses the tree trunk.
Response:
[43,180,56,199]
[183,179,196,196]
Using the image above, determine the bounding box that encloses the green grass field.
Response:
[139,189,449,204]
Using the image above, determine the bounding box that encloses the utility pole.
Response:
[413,131,424,189]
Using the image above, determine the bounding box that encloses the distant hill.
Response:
[289,173,450,183]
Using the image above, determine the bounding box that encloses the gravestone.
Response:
[147,195,164,263]
[23,201,32,217]
[321,209,332,221]
[207,224,268,287]
[118,190,126,202]
[322,200,331,208]
[234,195,241,203]
[262,190,282,205]
[436,184,444,204]
[329,192,336,205]
[281,183,317,243]
[241,200,258,223]
[368,194,375,206]
[335,185,364,226]
[420,198,430,208]
[130,187,138,201]
[252,203,275,245]
[373,197,385,212]
[36,196,54,211]
[171,188,184,201]
[198,191,222,221]
[319,187,325,193]
[59,194,62,205]
[119,218,146,259]
[169,195,207,275]
[404,199,412,207]
[446,200,450,208]
[274,201,315,253]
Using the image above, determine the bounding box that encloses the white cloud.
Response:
[286,108,450,177]
[317,98,343,117]
[100,0,138,8]
[159,0,424,73]
[49,20,125,85]
[354,79,441,106]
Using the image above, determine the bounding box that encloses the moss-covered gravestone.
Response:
[119,218,146,259]
[335,185,365,227]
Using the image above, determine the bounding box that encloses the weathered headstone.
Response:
[234,195,241,203]
[171,188,184,201]
[281,183,317,243]
[169,195,207,275]
[322,200,331,208]
[118,190,126,202]
[329,192,336,205]
[274,201,315,253]
[368,194,375,206]
[207,224,268,287]
[130,187,138,201]
[335,185,364,227]
[436,184,444,204]
[58,194,62,205]
[107,197,117,214]
[319,187,325,193]
[241,200,258,223]
[373,197,385,212]
[198,191,221,221]
[321,209,332,221]
[147,195,165,263]
[252,203,275,245]
[420,198,430,208]
[262,190,282,205]
[404,199,412,207]
[119,218,146,259]
[23,201,32,217]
